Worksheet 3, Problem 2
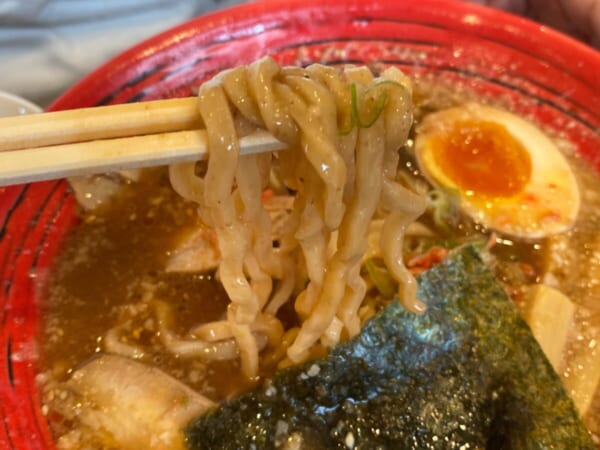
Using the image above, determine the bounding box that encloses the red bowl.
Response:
[1,0,599,447]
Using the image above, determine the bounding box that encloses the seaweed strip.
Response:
[185,246,593,449]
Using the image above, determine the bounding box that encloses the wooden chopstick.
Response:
[0,97,201,152]
[0,98,287,186]
[0,129,286,186]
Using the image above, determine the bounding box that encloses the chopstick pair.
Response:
[0,98,286,187]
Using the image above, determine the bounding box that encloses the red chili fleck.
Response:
[518,262,537,279]
[406,246,449,273]
[261,189,274,203]
[541,210,561,222]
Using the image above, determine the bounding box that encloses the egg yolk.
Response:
[430,119,532,198]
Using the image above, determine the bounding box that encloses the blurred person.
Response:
[0,0,248,107]
[467,0,600,48]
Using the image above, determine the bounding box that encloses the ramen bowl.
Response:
[1,0,600,447]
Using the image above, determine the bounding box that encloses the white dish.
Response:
[0,91,41,117]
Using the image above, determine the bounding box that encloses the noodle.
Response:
[104,327,147,360]
[168,56,425,377]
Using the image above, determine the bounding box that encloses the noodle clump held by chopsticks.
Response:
[168,56,426,378]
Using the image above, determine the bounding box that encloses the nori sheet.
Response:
[185,246,594,449]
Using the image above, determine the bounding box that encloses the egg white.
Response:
[414,103,580,239]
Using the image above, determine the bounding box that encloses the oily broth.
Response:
[41,169,253,400]
[39,80,600,442]
[548,160,600,437]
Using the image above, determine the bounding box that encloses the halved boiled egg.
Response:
[414,103,580,239]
